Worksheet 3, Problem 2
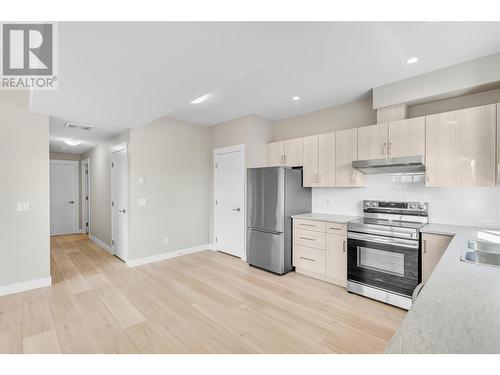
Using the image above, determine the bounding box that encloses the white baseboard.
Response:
[89,234,114,254]
[126,244,211,268]
[0,276,52,297]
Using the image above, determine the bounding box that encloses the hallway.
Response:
[0,235,405,353]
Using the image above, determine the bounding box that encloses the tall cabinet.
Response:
[425,104,496,187]
[336,128,363,187]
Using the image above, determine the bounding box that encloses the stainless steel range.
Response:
[347,200,429,310]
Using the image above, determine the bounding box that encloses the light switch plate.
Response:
[17,201,30,212]
[137,177,144,186]
[138,198,146,206]
[163,237,169,245]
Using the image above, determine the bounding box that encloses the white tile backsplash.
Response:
[312,175,500,228]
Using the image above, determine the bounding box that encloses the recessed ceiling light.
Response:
[190,93,212,104]
[406,57,419,64]
[292,96,300,101]
[64,139,81,146]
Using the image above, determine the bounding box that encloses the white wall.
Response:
[128,117,211,261]
[81,131,130,246]
[313,175,500,228]
[373,52,500,109]
[0,93,50,290]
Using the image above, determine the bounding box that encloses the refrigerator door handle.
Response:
[247,227,282,235]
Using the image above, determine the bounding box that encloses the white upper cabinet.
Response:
[425,104,496,187]
[284,138,303,167]
[388,117,426,158]
[336,128,363,187]
[357,123,389,160]
[318,132,336,187]
[267,141,285,167]
[302,135,319,187]
[497,103,500,186]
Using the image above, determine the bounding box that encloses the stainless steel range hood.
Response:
[352,155,425,175]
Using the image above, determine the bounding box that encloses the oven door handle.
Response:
[347,232,419,249]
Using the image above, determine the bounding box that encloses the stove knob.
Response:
[418,203,425,210]
[365,201,371,207]
[372,202,378,207]
[409,203,416,209]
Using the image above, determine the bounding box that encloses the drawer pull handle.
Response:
[300,223,316,227]
[328,227,341,230]
[299,236,315,241]
[299,256,316,262]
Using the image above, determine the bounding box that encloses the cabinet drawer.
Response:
[293,228,326,249]
[326,222,347,235]
[293,219,325,232]
[293,245,326,274]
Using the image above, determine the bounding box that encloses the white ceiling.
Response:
[49,117,124,154]
[35,22,500,150]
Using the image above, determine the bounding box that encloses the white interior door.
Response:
[50,160,79,235]
[214,146,245,258]
[111,148,128,260]
[81,159,90,234]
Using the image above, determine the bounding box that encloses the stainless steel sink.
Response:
[461,240,500,268]
[467,240,500,253]
[462,250,500,267]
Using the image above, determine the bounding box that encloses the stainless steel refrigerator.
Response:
[246,167,311,275]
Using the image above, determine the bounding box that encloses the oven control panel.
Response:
[363,200,428,213]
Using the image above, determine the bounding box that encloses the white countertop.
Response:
[386,223,500,353]
[291,212,360,224]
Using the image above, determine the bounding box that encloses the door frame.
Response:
[81,157,90,234]
[49,159,80,235]
[213,144,246,260]
[110,142,128,261]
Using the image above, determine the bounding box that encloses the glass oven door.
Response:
[347,232,419,297]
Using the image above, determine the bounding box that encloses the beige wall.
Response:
[209,115,274,243]
[49,152,82,161]
[274,96,376,140]
[128,117,211,261]
[210,115,275,168]
[82,132,129,246]
[0,94,50,288]
[408,87,500,118]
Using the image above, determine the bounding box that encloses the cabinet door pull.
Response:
[300,223,316,227]
[388,141,392,155]
[351,170,355,183]
[423,239,427,254]
[383,142,387,156]
[300,256,316,262]
[343,240,346,252]
[299,236,315,241]
[329,227,341,231]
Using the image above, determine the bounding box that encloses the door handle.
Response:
[68,201,75,204]
[232,208,241,212]
[119,209,126,214]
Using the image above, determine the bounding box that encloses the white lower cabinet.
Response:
[292,218,347,288]
[326,233,347,288]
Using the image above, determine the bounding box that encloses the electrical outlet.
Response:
[137,177,145,186]
[138,198,146,206]
[16,201,30,212]
[163,237,169,245]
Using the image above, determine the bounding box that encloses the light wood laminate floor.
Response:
[0,234,406,353]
